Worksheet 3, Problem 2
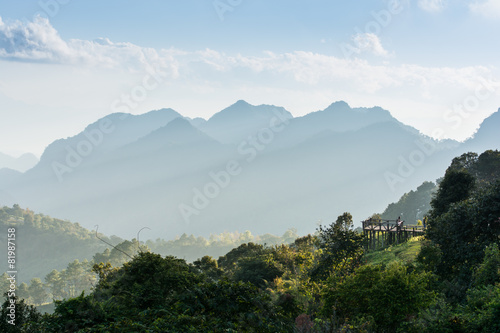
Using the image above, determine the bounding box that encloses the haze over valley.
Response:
[1,100,499,239]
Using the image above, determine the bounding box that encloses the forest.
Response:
[1,149,500,332]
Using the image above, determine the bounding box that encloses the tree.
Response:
[28,278,48,306]
[429,168,475,218]
[430,180,500,277]
[17,282,30,302]
[0,295,42,332]
[218,242,265,272]
[448,152,478,172]
[323,262,436,332]
[474,149,500,184]
[44,269,67,300]
[233,255,284,288]
[473,243,500,287]
[62,260,86,298]
[96,252,203,310]
[193,255,223,280]
[168,278,292,332]
[311,212,365,281]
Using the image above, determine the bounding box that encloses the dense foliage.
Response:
[1,150,499,332]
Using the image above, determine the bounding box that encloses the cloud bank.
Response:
[0,16,179,74]
[0,16,496,98]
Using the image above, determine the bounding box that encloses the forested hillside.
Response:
[0,206,300,310]
[379,181,436,223]
[0,205,114,283]
[2,150,499,332]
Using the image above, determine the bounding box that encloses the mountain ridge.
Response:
[1,100,498,239]
[0,152,39,172]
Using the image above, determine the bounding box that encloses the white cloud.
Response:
[352,33,390,57]
[0,16,180,75]
[0,16,72,62]
[181,49,498,98]
[418,0,446,12]
[470,0,500,19]
[0,16,497,100]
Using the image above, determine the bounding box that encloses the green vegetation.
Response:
[0,205,113,283]
[0,205,300,308]
[380,181,436,223]
[1,150,500,332]
[364,236,424,266]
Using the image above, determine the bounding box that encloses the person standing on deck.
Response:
[396,216,403,229]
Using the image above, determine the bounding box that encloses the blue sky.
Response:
[0,0,499,156]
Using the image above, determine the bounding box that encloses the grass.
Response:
[363,236,424,267]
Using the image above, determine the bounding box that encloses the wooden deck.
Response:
[362,219,424,250]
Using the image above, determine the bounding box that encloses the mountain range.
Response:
[0,152,38,172]
[1,101,499,239]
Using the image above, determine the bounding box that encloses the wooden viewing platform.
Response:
[362,218,425,250]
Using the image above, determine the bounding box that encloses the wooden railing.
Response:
[362,218,424,250]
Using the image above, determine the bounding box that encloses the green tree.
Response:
[462,284,500,332]
[427,181,500,282]
[193,255,223,280]
[311,212,365,281]
[429,168,475,218]
[97,252,203,310]
[448,151,478,172]
[168,278,292,332]
[473,243,500,287]
[17,282,30,302]
[28,278,48,306]
[44,269,67,300]
[233,255,284,288]
[0,295,42,332]
[218,242,265,272]
[323,262,436,332]
[474,149,500,184]
[62,259,87,298]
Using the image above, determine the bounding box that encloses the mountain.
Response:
[199,100,293,144]
[2,116,231,237]
[30,108,182,178]
[461,109,500,153]
[0,152,38,172]
[0,101,497,240]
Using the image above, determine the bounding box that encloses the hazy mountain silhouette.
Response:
[200,100,293,144]
[0,152,38,172]
[0,101,498,239]
[31,108,182,176]
[461,109,500,153]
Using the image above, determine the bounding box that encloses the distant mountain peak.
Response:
[146,107,179,115]
[133,116,213,148]
[164,116,192,128]
[325,100,351,110]
[0,152,39,172]
[208,100,292,123]
[233,99,251,107]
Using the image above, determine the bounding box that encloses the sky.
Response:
[0,0,499,157]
